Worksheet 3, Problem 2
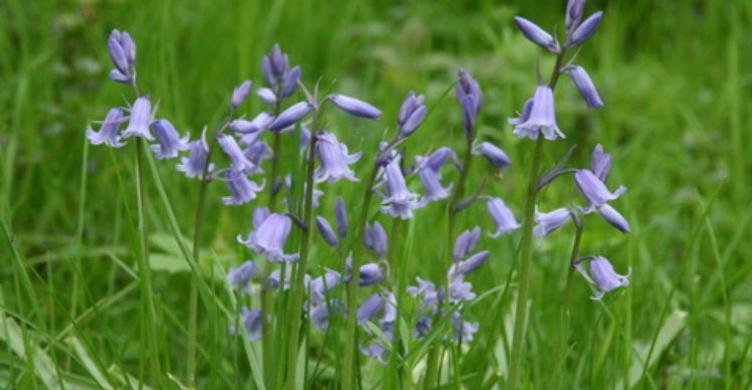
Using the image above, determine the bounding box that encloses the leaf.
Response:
[149,253,191,274]
[617,309,687,389]
[0,310,67,389]
[67,336,113,389]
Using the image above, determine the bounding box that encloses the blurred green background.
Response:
[1,0,751,388]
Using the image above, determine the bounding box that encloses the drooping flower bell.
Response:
[512,86,564,141]
[574,169,626,207]
[567,11,604,48]
[575,256,630,300]
[377,156,422,219]
[241,308,263,341]
[314,131,362,183]
[107,29,136,84]
[566,66,604,109]
[456,69,482,134]
[486,197,521,238]
[533,207,572,237]
[397,91,428,137]
[122,96,154,140]
[315,216,339,247]
[86,107,127,148]
[449,250,490,279]
[473,141,511,171]
[150,119,189,159]
[238,213,299,262]
[364,221,388,259]
[334,197,348,238]
[267,102,311,132]
[176,130,214,178]
[514,17,558,52]
[218,134,255,173]
[575,146,630,233]
[222,169,265,206]
[414,148,456,203]
[227,261,259,294]
[309,269,342,304]
[328,94,382,119]
[451,312,479,342]
[452,226,481,262]
[590,144,612,182]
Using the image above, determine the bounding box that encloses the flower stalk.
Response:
[507,47,567,389]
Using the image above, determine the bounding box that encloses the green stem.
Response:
[553,219,584,387]
[135,137,162,386]
[342,165,379,390]
[285,112,319,388]
[507,47,567,389]
[187,113,229,386]
[424,121,474,389]
[262,108,282,379]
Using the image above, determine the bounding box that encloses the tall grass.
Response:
[1,0,751,388]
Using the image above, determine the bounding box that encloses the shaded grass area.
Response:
[1,0,751,388]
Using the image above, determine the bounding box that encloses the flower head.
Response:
[309,269,342,304]
[456,69,482,133]
[314,131,362,183]
[473,141,511,170]
[262,44,301,100]
[122,97,154,140]
[231,80,252,109]
[150,119,189,159]
[222,169,265,205]
[514,17,557,51]
[397,91,428,137]
[565,0,587,31]
[241,308,263,341]
[218,135,255,173]
[267,102,311,132]
[176,131,214,178]
[566,66,604,109]
[576,256,630,300]
[228,261,259,293]
[486,197,521,238]
[86,107,127,148]
[452,226,481,262]
[512,86,564,141]
[574,169,626,207]
[567,11,604,48]
[364,222,388,258]
[328,94,382,119]
[534,207,572,237]
[334,197,348,238]
[449,250,490,279]
[377,156,422,219]
[107,29,136,83]
[591,144,612,182]
[238,213,298,262]
[315,216,339,247]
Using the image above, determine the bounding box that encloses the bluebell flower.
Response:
[252,207,270,229]
[473,141,511,170]
[257,88,277,105]
[591,144,612,182]
[534,207,572,237]
[315,216,339,247]
[360,341,389,365]
[299,125,311,152]
[86,107,127,148]
[314,131,362,183]
[228,261,258,293]
[107,29,136,83]
[567,11,604,48]
[565,0,586,31]
[414,314,432,338]
[566,66,604,109]
[357,293,385,325]
[422,147,459,171]
[268,267,308,290]
[309,269,342,304]
[575,256,630,300]
[574,169,626,207]
[486,197,521,238]
[397,91,427,137]
[456,69,482,133]
[241,307,263,341]
[150,119,189,159]
[122,96,154,140]
[229,112,272,135]
[310,300,342,331]
[451,312,479,342]
[449,251,490,279]
[231,80,252,109]
[596,204,631,233]
[452,226,481,262]
[365,222,388,258]
[448,278,476,303]
[243,141,272,168]
[176,130,214,178]
[267,102,311,132]
[377,156,422,219]
[335,197,348,238]
[262,44,301,100]
[358,263,384,286]
[514,17,557,51]
[238,213,298,262]
[218,135,255,173]
[512,86,564,141]
[508,98,534,126]
[222,169,265,205]
[328,94,382,119]
[406,277,440,310]
[414,149,456,203]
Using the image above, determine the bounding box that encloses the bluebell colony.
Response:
[86,0,630,387]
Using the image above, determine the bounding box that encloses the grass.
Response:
[1,0,752,388]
